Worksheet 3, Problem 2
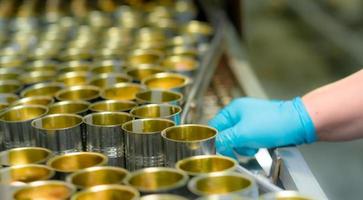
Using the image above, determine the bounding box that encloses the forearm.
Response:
[303,69,363,141]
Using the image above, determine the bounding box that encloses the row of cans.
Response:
[0,146,313,199]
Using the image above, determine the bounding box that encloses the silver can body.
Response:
[32,114,83,154]
[122,119,175,171]
[83,112,133,167]
[85,124,125,167]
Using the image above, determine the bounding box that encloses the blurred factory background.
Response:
[237,0,363,199]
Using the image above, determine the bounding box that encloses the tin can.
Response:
[19,71,56,86]
[161,55,199,78]
[83,111,133,166]
[125,65,166,82]
[0,105,48,148]
[122,119,175,170]
[0,80,23,94]
[88,73,132,88]
[58,60,91,73]
[161,124,217,167]
[57,71,92,86]
[124,167,188,195]
[135,89,183,106]
[46,152,108,180]
[12,96,54,106]
[66,166,129,189]
[175,155,237,176]
[260,191,315,200]
[13,180,76,200]
[0,147,52,167]
[142,72,191,96]
[130,103,181,124]
[141,194,188,200]
[55,85,101,102]
[20,82,65,98]
[188,172,258,199]
[89,100,137,113]
[32,114,84,154]
[71,184,139,200]
[101,83,145,101]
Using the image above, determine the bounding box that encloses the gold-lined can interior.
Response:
[188,173,254,196]
[0,105,48,122]
[12,96,54,106]
[125,167,188,192]
[71,185,139,200]
[176,155,237,176]
[32,114,83,131]
[101,83,145,101]
[47,152,108,173]
[48,100,90,115]
[122,119,175,134]
[0,147,52,166]
[56,85,100,101]
[13,181,76,200]
[126,66,165,82]
[89,100,137,112]
[0,164,54,184]
[84,111,132,127]
[135,89,183,104]
[162,125,217,142]
[67,166,129,189]
[130,104,181,119]
[142,73,190,90]
[20,82,64,98]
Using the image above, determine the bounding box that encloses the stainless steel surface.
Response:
[122,119,175,171]
[83,112,133,167]
[0,105,48,148]
[275,148,327,199]
[32,114,83,154]
[130,104,181,125]
[235,165,282,193]
[161,124,216,167]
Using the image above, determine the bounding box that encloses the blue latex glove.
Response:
[208,97,316,158]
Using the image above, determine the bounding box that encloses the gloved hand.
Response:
[208,97,316,158]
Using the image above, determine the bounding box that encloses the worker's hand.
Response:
[208,97,317,158]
